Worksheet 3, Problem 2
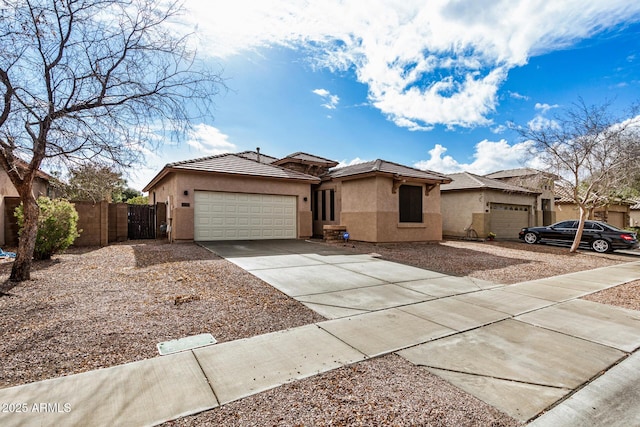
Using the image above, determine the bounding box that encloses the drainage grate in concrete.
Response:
[157,333,217,355]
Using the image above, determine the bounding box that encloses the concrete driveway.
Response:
[202,239,640,425]
[3,240,638,426]
[202,239,500,318]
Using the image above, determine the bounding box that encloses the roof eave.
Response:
[146,167,320,189]
[328,170,451,184]
[143,166,173,192]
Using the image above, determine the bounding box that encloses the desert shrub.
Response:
[16,197,81,260]
[127,195,149,205]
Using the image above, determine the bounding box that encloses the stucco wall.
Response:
[555,203,580,222]
[147,171,314,241]
[441,190,538,238]
[339,176,378,242]
[339,176,444,243]
[441,190,485,238]
[553,203,629,228]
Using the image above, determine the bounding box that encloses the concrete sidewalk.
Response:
[1,240,639,426]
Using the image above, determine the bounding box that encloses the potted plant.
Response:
[487,232,496,241]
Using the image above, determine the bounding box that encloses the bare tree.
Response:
[519,99,640,252]
[0,0,223,281]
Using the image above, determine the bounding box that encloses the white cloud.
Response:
[534,103,559,114]
[414,139,537,175]
[528,103,561,131]
[491,124,507,134]
[182,0,640,130]
[509,91,529,100]
[336,157,368,168]
[312,88,340,109]
[185,123,237,154]
[528,115,560,131]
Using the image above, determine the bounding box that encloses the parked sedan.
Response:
[519,220,639,253]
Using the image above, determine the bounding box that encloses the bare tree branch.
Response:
[518,98,640,252]
[0,0,225,281]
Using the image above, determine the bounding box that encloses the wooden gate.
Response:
[128,205,156,239]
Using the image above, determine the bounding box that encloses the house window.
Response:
[329,189,335,221]
[313,191,319,220]
[313,189,336,222]
[399,185,423,223]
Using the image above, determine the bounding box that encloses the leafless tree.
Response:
[519,99,640,252]
[0,0,224,281]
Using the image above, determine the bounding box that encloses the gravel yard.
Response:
[1,239,639,426]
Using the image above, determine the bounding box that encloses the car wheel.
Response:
[523,232,539,244]
[591,239,610,253]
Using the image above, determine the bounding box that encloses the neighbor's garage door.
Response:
[490,203,530,240]
[605,211,624,229]
[194,191,297,241]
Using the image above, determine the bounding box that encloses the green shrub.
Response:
[16,197,81,260]
[127,195,149,205]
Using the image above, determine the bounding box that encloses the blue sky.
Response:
[131,1,640,191]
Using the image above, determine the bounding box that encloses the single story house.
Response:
[142,151,451,243]
[440,172,540,240]
[484,168,557,226]
[554,184,631,229]
[1,161,55,246]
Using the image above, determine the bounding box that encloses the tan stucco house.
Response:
[441,172,540,240]
[143,151,451,243]
[554,184,631,229]
[485,168,557,226]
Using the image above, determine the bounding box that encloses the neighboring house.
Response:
[630,200,640,228]
[554,185,631,229]
[485,168,557,226]
[143,151,451,243]
[440,172,540,240]
[0,161,54,246]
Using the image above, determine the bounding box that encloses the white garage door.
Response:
[194,191,297,241]
[490,203,530,240]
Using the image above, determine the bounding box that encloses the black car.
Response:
[519,220,639,253]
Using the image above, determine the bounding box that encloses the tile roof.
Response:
[169,153,319,181]
[277,152,339,166]
[441,172,540,194]
[485,168,540,179]
[143,152,320,190]
[327,159,451,182]
[1,158,53,182]
[236,151,278,164]
[554,183,634,206]
[485,168,559,180]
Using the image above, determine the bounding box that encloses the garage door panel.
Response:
[194,191,297,241]
[490,203,530,239]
